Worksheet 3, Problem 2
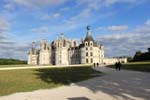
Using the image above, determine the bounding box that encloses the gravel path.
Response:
[0,66,150,100]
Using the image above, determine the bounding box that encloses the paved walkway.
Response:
[0,66,150,100]
[0,64,89,71]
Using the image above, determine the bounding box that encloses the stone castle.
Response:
[28,26,127,65]
[28,26,104,65]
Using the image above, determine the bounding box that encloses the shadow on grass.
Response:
[35,66,101,85]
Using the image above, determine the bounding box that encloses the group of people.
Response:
[93,63,99,67]
[115,62,122,71]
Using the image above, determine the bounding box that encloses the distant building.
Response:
[28,26,127,65]
[103,58,127,65]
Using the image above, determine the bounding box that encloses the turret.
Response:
[28,41,38,65]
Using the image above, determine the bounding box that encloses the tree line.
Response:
[0,58,27,65]
[133,48,150,61]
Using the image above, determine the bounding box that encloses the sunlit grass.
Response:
[0,66,101,96]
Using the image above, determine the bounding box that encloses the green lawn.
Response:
[0,66,101,96]
[107,61,150,72]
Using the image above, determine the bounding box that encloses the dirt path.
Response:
[0,66,150,100]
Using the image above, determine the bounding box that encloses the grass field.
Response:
[0,66,100,96]
[107,61,150,72]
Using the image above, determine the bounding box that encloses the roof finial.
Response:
[86,25,91,36]
[87,25,90,30]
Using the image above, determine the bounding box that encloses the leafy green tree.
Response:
[0,58,27,65]
[133,51,142,61]
[148,48,150,52]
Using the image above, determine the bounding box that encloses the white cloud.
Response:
[5,0,67,8]
[135,25,150,33]
[31,26,49,34]
[42,13,61,20]
[96,27,104,30]
[145,19,150,25]
[59,7,70,12]
[77,0,138,10]
[107,25,128,31]
[62,8,91,30]
[96,24,150,57]
[97,33,150,57]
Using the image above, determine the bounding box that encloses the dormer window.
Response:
[85,42,88,46]
[90,41,93,46]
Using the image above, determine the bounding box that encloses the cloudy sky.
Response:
[0,0,150,60]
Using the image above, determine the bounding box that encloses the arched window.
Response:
[90,41,93,46]
[85,42,88,46]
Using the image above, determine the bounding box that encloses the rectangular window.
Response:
[91,59,93,63]
[90,52,93,56]
[86,52,88,56]
[86,59,88,63]
[86,47,88,50]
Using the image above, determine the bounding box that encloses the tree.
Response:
[133,51,142,61]
[127,57,133,62]
[148,48,150,52]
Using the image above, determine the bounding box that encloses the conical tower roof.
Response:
[84,26,96,44]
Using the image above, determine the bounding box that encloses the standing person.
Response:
[97,63,99,67]
[118,62,122,71]
[115,62,118,71]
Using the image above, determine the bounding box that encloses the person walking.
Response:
[115,62,118,71]
[97,63,99,67]
[118,62,122,71]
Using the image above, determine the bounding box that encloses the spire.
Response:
[87,25,91,36]
[32,41,35,49]
[84,25,96,45]
[61,33,64,39]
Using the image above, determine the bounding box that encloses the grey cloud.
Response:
[0,32,31,60]
[0,17,9,33]
[0,42,31,60]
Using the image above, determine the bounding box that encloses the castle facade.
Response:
[28,26,104,65]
